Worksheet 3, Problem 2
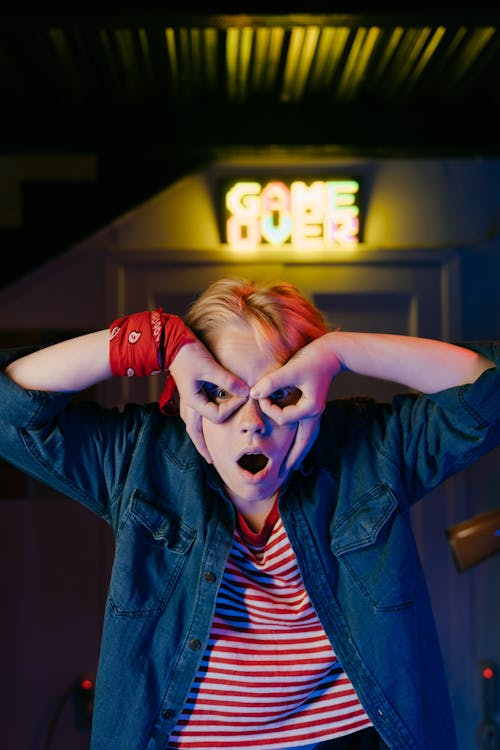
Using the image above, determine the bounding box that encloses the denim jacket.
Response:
[1,342,499,750]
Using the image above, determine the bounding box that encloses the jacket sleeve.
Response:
[448,341,500,425]
[393,341,500,499]
[0,347,141,522]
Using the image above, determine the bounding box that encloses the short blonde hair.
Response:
[185,277,329,363]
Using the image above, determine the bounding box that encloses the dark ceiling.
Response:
[2,8,500,156]
[2,7,500,289]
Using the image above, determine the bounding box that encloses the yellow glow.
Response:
[226,181,262,248]
[225,179,360,250]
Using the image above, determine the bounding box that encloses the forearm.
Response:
[5,330,112,391]
[325,331,494,392]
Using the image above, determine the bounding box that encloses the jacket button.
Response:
[161,708,173,720]
[204,571,216,583]
[189,638,201,650]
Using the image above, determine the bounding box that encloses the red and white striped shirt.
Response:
[167,503,372,749]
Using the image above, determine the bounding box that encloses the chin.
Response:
[225,476,282,505]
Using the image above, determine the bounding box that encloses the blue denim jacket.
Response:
[1,342,499,750]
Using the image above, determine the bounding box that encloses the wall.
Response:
[1,156,499,750]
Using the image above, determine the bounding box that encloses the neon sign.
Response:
[224,179,360,250]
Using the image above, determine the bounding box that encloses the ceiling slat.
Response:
[1,12,500,152]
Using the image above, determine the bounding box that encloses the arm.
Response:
[5,321,248,462]
[326,331,493,391]
[5,330,112,391]
[251,332,495,471]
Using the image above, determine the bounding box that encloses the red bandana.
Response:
[109,309,196,414]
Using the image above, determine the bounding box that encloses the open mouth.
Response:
[237,453,269,475]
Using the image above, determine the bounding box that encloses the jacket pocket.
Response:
[330,483,418,611]
[109,489,196,617]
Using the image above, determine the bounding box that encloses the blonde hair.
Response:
[185,277,329,362]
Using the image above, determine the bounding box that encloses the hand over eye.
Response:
[250,339,341,425]
[248,337,342,472]
[170,340,249,460]
[170,340,249,421]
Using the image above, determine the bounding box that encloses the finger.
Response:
[215,393,249,421]
[250,370,290,401]
[281,416,321,475]
[203,361,249,398]
[257,396,320,425]
[256,398,292,424]
[182,406,212,463]
[182,395,220,421]
[186,391,248,424]
[215,370,249,398]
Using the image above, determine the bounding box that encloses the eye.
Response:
[269,386,301,408]
[203,383,231,403]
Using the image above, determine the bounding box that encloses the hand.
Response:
[170,340,249,461]
[279,414,322,476]
[250,336,342,471]
[179,403,211,462]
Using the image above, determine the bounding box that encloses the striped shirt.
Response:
[167,503,372,749]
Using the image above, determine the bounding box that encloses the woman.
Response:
[1,276,498,749]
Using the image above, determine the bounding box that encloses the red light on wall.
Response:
[478,659,497,728]
[74,671,96,729]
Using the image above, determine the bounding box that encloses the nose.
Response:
[238,397,267,435]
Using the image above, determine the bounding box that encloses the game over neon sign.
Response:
[224,179,360,250]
